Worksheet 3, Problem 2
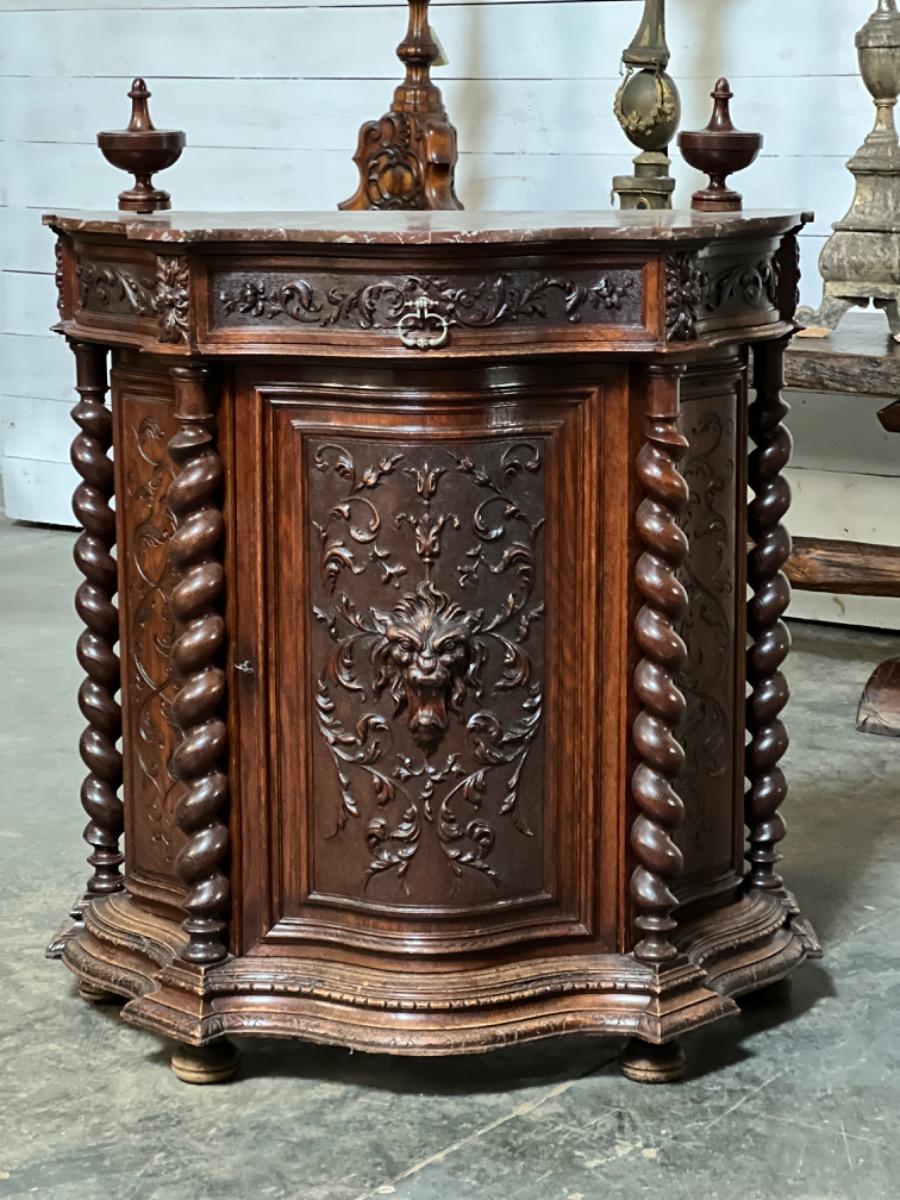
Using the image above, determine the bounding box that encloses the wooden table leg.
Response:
[857,658,900,736]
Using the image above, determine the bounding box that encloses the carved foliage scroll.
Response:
[307,436,547,901]
[76,255,190,344]
[124,413,182,873]
[666,249,780,341]
[214,270,641,335]
[676,390,739,876]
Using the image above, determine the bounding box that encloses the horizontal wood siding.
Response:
[1,0,896,630]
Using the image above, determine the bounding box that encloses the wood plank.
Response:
[785,536,900,598]
[0,1,862,82]
[0,137,847,238]
[0,453,75,524]
[0,72,873,160]
[787,313,900,397]
[0,333,73,401]
[0,393,72,461]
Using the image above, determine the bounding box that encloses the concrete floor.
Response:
[2,511,900,1200]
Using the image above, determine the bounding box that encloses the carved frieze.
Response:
[215,269,640,343]
[666,249,780,341]
[54,238,65,318]
[308,438,546,896]
[76,255,190,344]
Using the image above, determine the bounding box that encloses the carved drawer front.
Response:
[112,365,186,906]
[247,386,604,955]
[208,255,647,353]
[73,246,191,346]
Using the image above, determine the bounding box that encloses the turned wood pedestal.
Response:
[45,209,821,1085]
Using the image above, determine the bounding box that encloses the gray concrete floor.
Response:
[2,511,900,1200]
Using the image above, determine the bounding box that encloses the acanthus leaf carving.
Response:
[217,272,637,334]
[309,439,546,893]
[665,252,703,341]
[76,255,190,345]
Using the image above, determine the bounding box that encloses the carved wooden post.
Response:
[630,365,689,963]
[339,0,461,211]
[168,364,230,964]
[71,341,124,897]
[746,338,792,891]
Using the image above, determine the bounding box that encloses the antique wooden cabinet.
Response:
[46,209,821,1084]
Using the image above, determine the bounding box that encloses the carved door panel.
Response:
[235,377,609,956]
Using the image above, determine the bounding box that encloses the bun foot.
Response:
[741,976,793,1006]
[170,1039,239,1085]
[620,1038,686,1084]
[77,981,122,1004]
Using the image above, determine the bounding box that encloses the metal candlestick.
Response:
[798,0,900,340]
[612,0,681,210]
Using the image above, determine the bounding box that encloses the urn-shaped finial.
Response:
[98,78,185,213]
[678,79,762,212]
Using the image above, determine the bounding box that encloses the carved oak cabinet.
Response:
[46,209,820,1085]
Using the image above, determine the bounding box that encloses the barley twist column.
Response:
[630,365,689,964]
[746,338,792,892]
[168,364,230,964]
[70,341,124,896]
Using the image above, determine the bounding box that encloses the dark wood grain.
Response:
[70,341,124,898]
[787,314,900,397]
[50,214,820,1082]
[746,337,792,893]
[784,536,900,597]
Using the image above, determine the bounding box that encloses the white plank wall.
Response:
[0,0,896,627]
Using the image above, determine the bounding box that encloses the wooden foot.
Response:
[740,975,793,1006]
[77,981,122,1004]
[619,1038,686,1084]
[170,1039,239,1085]
[857,658,900,738]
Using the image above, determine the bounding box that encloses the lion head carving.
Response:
[371,581,484,755]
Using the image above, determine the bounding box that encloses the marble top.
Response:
[44,209,812,246]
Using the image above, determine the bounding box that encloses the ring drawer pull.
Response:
[398,297,450,351]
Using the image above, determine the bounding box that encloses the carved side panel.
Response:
[254,384,604,954]
[112,366,186,894]
[675,356,746,892]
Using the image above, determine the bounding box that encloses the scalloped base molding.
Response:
[61,890,820,1055]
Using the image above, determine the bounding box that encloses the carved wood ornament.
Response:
[339,0,461,211]
[630,366,689,962]
[70,343,124,898]
[167,365,230,963]
[309,439,544,893]
[46,209,820,1085]
[746,339,793,891]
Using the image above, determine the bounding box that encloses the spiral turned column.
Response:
[746,338,793,892]
[70,341,124,896]
[168,364,230,965]
[630,365,689,964]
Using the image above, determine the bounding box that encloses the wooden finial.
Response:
[339,0,462,211]
[678,78,762,212]
[98,78,185,213]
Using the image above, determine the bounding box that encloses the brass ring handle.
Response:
[398,297,450,351]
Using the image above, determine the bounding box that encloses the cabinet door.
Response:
[234,374,616,957]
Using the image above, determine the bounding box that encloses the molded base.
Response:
[57,888,819,1063]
